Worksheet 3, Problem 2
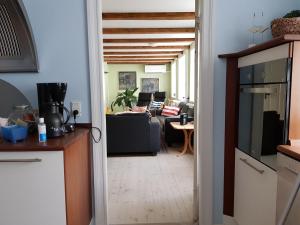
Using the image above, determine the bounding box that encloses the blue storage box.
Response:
[1,125,28,144]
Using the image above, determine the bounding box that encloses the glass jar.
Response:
[8,105,37,133]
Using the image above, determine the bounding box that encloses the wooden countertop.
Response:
[170,122,194,130]
[278,145,300,161]
[219,34,300,58]
[0,128,89,151]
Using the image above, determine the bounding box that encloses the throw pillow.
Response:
[161,106,180,117]
[150,101,164,109]
[132,106,147,113]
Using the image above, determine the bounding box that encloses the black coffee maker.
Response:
[37,83,71,138]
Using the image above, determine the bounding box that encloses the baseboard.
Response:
[89,218,94,225]
[222,215,238,225]
[214,215,238,225]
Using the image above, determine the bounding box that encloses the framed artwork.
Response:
[119,72,137,90]
[141,78,159,93]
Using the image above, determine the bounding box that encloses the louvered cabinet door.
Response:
[0,0,38,72]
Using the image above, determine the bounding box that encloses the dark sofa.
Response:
[156,102,194,146]
[106,113,160,155]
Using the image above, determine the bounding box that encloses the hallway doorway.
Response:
[101,0,197,224]
[86,0,215,224]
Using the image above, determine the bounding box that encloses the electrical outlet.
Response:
[71,101,82,117]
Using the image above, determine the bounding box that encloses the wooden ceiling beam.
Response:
[106,61,171,64]
[103,46,189,49]
[103,38,195,43]
[104,51,182,55]
[102,12,195,20]
[103,28,194,34]
[105,59,174,62]
[104,55,177,59]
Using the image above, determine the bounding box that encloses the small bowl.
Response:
[1,125,28,144]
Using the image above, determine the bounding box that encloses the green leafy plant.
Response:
[283,10,300,18]
[111,88,138,111]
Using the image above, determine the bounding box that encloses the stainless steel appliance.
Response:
[238,58,291,169]
[37,83,70,138]
[276,153,300,225]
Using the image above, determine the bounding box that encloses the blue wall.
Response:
[0,0,91,122]
[212,0,300,223]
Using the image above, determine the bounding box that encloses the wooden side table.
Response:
[170,122,194,155]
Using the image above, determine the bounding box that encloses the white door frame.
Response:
[86,0,215,224]
[86,0,108,225]
[195,0,215,224]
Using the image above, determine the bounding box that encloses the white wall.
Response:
[212,1,300,223]
[105,64,171,111]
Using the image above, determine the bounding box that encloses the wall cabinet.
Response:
[234,149,277,225]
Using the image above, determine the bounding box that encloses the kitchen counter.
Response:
[278,145,300,161]
[0,126,92,225]
[0,127,89,151]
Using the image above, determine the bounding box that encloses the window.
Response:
[189,46,195,102]
[171,60,177,98]
[178,54,186,100]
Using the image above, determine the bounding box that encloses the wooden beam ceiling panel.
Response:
[103,46,189,49]
[104,51,182,55]
[104,55,177,59]
[102,12,195,20]
[103,38,195,43]
[103,28,195,34]
[105,59,174,62]
[106,61,171,64]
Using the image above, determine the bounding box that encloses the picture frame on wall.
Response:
[119,71,137,90]
[141,78,159,93]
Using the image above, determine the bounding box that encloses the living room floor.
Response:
[107,147,194,225]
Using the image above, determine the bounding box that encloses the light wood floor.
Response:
[107,148,194,225]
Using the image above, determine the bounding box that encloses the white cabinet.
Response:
[276,153,300,224]
[0,151,67,225]
[234,149,277,225]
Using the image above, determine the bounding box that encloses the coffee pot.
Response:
[44,103,70,138]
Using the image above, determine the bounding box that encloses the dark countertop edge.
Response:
[218,34,300,59]
[0,126,90,152]
[277,145,300,162]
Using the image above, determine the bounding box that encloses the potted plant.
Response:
[271,10,300,37]
[111,88,138,111]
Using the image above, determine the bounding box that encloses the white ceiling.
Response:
[102,0,195,12]
[103,34,195,39]
[102,20,195,28]
[103,49,185,52]
[104,53,180,56]
[104,42,193,46]
[105,56,176,59]
[102,0,195,63]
